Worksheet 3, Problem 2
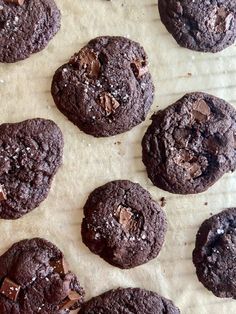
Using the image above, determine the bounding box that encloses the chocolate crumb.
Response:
[204,202,208,206]
[160,197,167,207]
[98,92,120,116]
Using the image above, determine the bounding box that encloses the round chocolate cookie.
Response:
[0,0,61,63]
[51,36,154,137]
[193,208,236,298]
[158,0,236,53]
[0,118,64,219]
[79,288,180,314]
[81,180,167,269]
[0,238,84,313]
[142,92,236,194]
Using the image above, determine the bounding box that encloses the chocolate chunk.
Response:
[0,185,7,201]
[192,99,211,122]
[0,278,20,301]
[189,163,202,178]
[4,0,24,5]
[98,92,120,115]
[204,136,220,154]
[142,92,236,194]
[51,36,154,137]
[81,180,167,269]
[70,48,100,79]
[173,128,191,147]
[214,7,233,33]
[117,205,133,232]
[59,291,82,310]
[131,60,148,78]
[50,258,68,276]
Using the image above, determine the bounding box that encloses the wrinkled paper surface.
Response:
[0,0,236,313]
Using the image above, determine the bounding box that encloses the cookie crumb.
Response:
[160,197,166,207]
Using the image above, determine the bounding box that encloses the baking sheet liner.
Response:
[0,0,236,313]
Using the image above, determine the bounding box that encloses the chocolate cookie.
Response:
[193,208,236,298]
[0,238,84,313]
[0,0,61,63]
[158,0,236,53]
[51,36,154,137]
[79,288,180,314]
[0,118,63,219]
[142,92,236,194]
[81,180,167,269]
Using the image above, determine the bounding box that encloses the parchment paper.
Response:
[0,0,236,313]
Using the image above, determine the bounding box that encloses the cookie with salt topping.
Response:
[158,0,236,53]
[0,0,61,63]
[51,36,154,137]
[81,180,167,269]
[193,208,236,298]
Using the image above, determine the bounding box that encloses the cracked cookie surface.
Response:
[0,118,63,219]
[142,92,236,194]
[158,0,236,52]
[0,238,84,313]
[193,208,236,298]
[51,36,154,137]
[0,0,61,63]
[81,180,167,269]
[79,288,180,314]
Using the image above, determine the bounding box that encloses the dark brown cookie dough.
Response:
[158,0,236,53]
[0,0,61,63]
[0,118,63,219]
[51,36,154,137]
[193,208,236,298]
[79,288,180,314]
[81,180,167,269]
[142,92,236,194]
[0,238,85,313]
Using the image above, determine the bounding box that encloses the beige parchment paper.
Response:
[0,0,236,313]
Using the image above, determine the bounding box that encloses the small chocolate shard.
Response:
[192,99,211,122]
[4,0,24,5]
[131,59,148,78]
[59,291,81,310]
[0,184,7,201]
[0,277,21,301]
[98,92,120,116]
[70,48,100,79]
[50,258,69,275]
